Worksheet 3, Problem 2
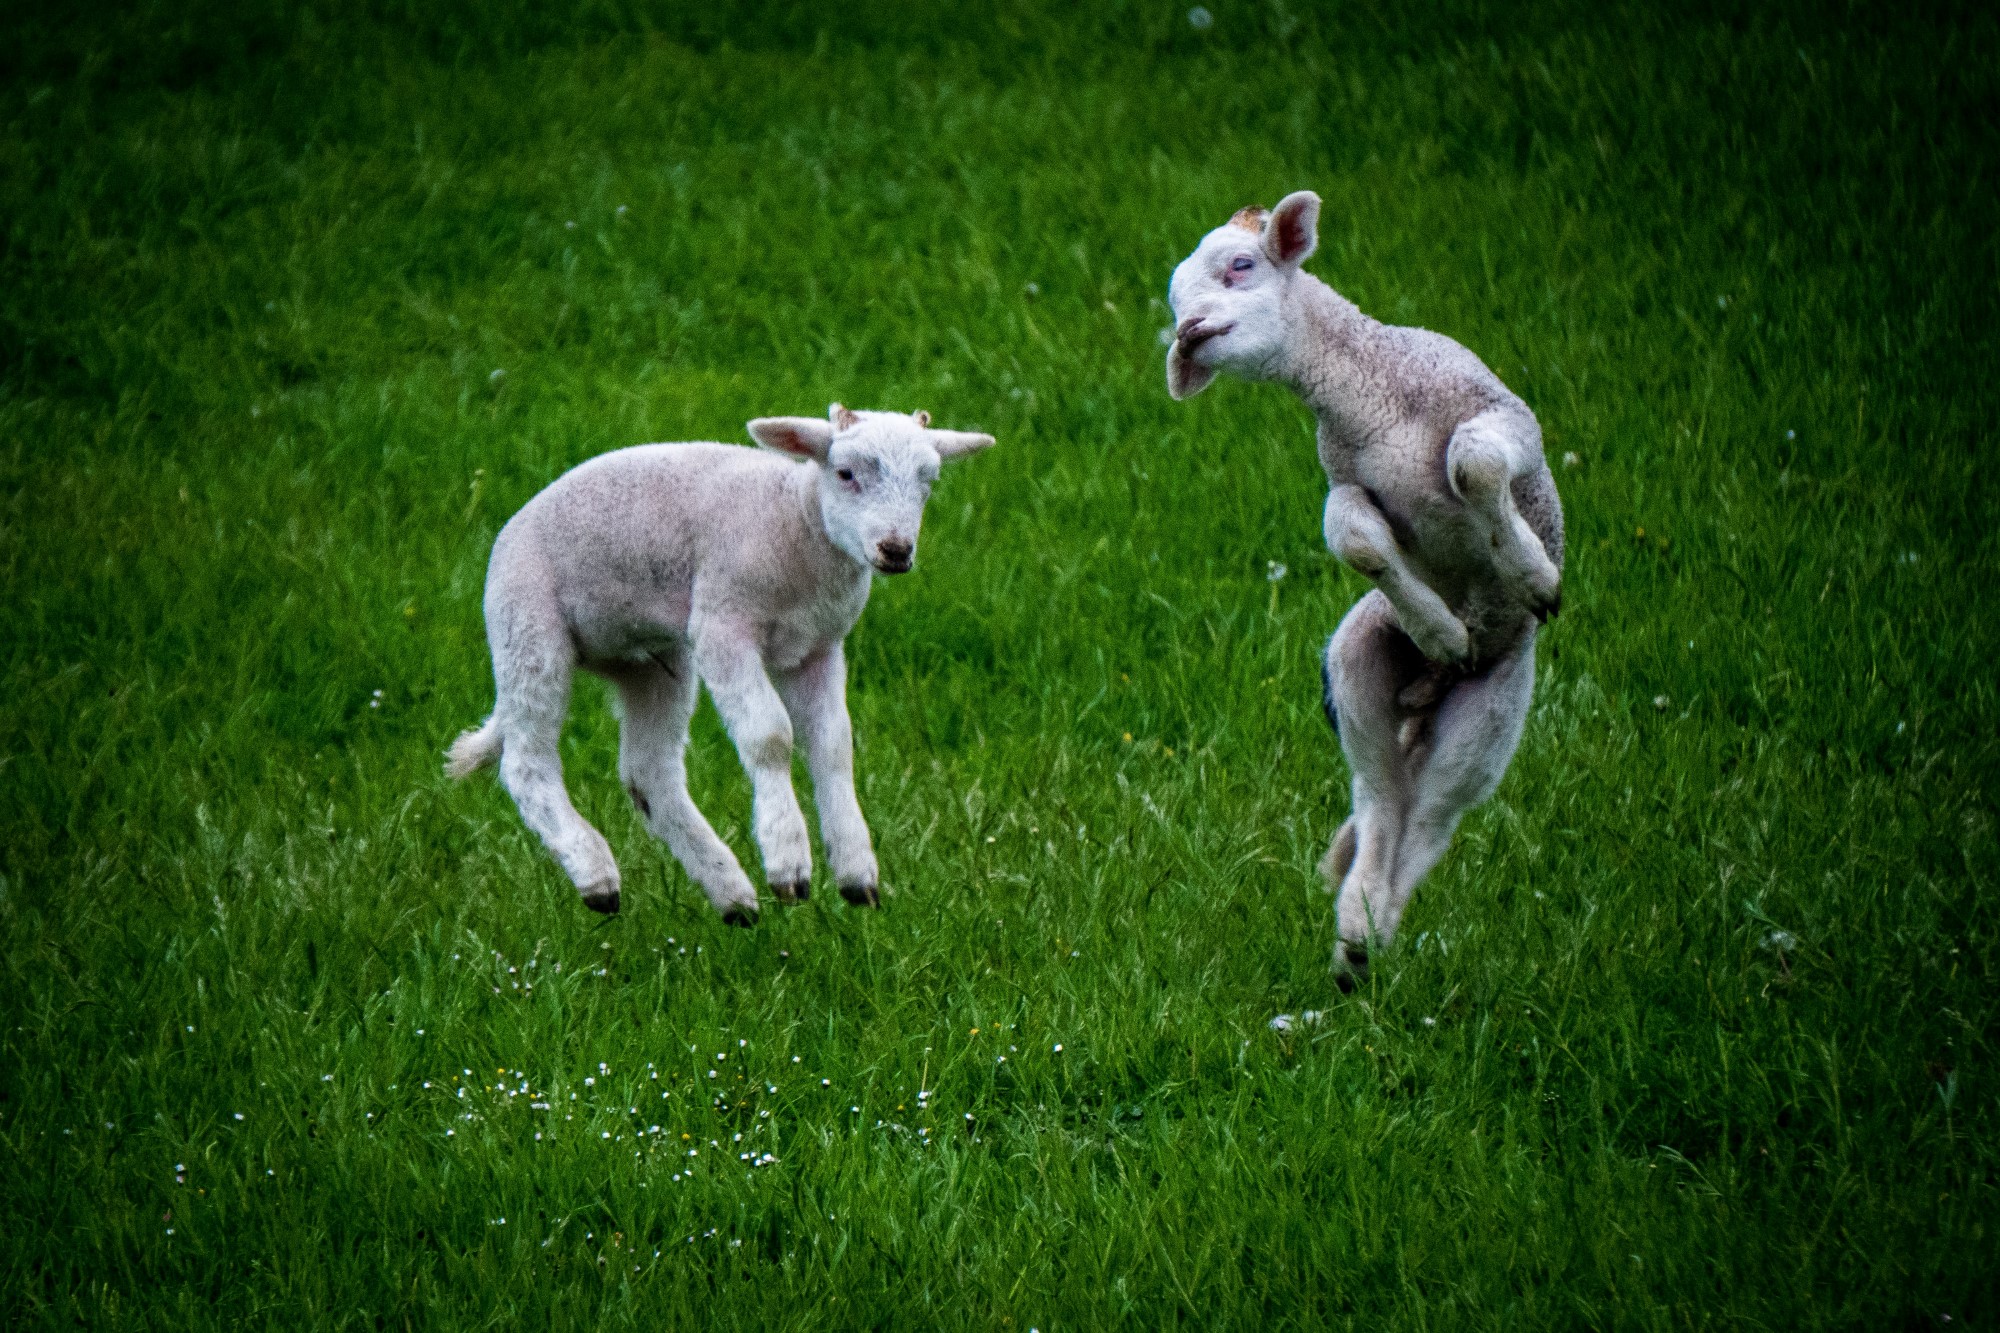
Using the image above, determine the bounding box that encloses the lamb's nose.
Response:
[877,538,913,567]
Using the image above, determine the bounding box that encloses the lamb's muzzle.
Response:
[1173,316,1232,353]
[873,537,914,573]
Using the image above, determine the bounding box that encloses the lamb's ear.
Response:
[748,417,835,462]
[1263,190,1320,268]
[912,409,931,427]
[929,429,996,461]
[829,402,861,431]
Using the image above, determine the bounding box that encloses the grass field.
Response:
[3,0,1997,1326]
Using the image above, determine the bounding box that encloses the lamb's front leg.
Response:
[775,644,881,907]
[693,628,814,907]
[1446,411,1562,619]
[1324,484,1471,666]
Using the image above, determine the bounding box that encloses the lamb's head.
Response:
[1165,190,1321,400]
[747,405,995,574]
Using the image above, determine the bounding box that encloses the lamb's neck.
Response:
[1276,274,1385,438]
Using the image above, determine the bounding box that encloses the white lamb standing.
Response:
[1167,190,1565,986]
[444,405,995,924]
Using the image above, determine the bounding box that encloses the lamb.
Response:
[444,405,995,924]
[1166,190,1565,985]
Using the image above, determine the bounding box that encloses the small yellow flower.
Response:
[970,1028,980,1036]
[1123,732,1133,743]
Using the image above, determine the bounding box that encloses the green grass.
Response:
[3,1,1996,1326]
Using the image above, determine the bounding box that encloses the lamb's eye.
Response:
[1230,256,1255,273]
[835,468,855,484]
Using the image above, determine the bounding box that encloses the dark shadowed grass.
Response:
[1,1,1995,1327]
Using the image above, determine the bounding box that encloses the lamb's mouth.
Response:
[871,556,914,575]
[1174,318,1234,355]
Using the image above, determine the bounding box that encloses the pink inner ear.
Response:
[1269,195,1318,265]
[1276,210,1306,260]
[750,417,833,460]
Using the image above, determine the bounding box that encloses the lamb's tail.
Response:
[444,716,501,780]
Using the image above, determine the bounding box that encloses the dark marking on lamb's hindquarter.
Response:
[1320,648,1340,737]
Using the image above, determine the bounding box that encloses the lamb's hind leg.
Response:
[491,596,621,913]
[1321,591,1430,988]
[609,650,761,926]
[1447,411,1562,619]
[1314,653,1359,897]
[1377,630,1538,942]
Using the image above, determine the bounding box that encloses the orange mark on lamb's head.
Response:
[1228,205,1269,233]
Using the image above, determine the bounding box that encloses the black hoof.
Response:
[772,878,811,905]
[720,905,759,928]
[580,887,620,915]
[839,883,880,907]
[1333,944,1369,992]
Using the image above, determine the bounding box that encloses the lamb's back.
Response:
[490,443,802,654]
[515,442,782,567]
